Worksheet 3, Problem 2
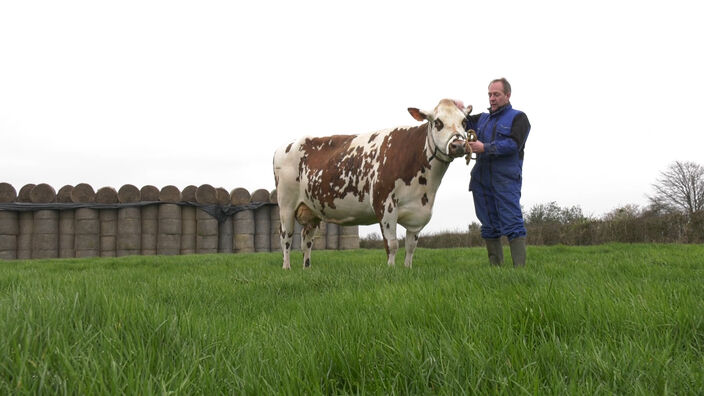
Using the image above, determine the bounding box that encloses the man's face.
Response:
[488,82,510,112]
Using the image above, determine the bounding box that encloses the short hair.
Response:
[489,78,511,96]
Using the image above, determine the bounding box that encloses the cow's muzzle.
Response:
[448,137,468,157]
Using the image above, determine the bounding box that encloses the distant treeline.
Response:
[361,202,704,249]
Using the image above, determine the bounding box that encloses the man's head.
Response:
[488,77,511,112]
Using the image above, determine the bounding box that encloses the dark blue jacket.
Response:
[468,103,530,192]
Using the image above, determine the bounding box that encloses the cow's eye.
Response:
[461,118,469,131]
[434,119,444,130]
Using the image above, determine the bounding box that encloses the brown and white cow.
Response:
[273,99,472,269]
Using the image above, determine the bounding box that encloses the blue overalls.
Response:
[468,104,530,240]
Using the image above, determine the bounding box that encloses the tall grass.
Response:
[1,244,703,394]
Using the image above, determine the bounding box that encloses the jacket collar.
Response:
[487,102,512,116]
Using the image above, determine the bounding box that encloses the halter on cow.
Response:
[273,99,474,269]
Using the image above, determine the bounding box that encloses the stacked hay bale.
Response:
[216,187,233,253]
[140,185,159,255]
[0,183,18,260]
[195,184,218,254]
[96,186,118,257]
[117,184,141,257]
[157,185,182,255]
[269,189,281,251]
[339,225,360,250]
[57,185,75,258]
[16,184,35,259]
[231,187,254,253]
[313,221,327,250]
[326,222,339,250]
[180,185,197,255]
[72,183,100,258]
[30,183,59,259]
[251,189,271,253]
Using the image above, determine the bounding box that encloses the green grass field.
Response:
[1,244,703,394]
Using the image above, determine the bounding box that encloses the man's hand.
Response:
[469,140,485,153]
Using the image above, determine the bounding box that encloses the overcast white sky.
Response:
[1,1,702,237]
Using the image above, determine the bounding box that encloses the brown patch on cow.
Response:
[298,134,375,211]
[285,142,293,153]
[419,176,427,185]
[421,193,428,206]
[368,133,379,143]
[307,242,312,248]
[372,125,431,219]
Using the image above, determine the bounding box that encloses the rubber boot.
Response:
[509,236,527,267]
[484,238,503,266]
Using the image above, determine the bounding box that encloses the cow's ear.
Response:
[464,104,473,116]
[408,108,430,122]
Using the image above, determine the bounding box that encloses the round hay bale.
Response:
[218,215,233,253]
[292,221,302,250]
[270,205,281,251]
[32,209,58,258]
[0,211,18,260]
[0,234,17,260]
[140,211,158,255]
[196,208,218,254]
[195,184,217,204]
[313,221,327,250]
[18,184,36,202]
[254,205,271,252]
[75,208,99,257]
[326,223,339,250]
[180,205,197,255]
[233,210,254,253]
[157,203,181,255]
[59,208,75,258]
[118,184,141,203]
[159,185,181,203]
[117,207,141,257]
[0,211,19,235]
[182,185,197,202]
[269,189,278,204]
[0,183,17,203]
[99,208,117,257]
[251,189,270,203]
[56,185,73,203]
[16,183,36,259]
[140,185,160,201]
[29,183,56,203]
[338,225,360,250]
[230,188,251,205]
[17,210,33,259]
[71,183,95,203]
[216,188,230,206]
[96,187,118,204]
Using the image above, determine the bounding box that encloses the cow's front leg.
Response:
[301,223,319,269]
[404,230,420,268]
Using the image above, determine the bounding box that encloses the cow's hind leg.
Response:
[301,223,319,268]
[296,203,320,269]
[279,208,295,270]
[404,229,420,268]
[377,198,399,266]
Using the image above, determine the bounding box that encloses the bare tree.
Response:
[649,161,704,216]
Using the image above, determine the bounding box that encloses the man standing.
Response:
[466,78,531,267]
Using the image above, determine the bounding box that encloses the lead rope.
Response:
[464,129,478,165]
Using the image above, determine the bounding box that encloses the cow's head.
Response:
[408,99,473,162]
